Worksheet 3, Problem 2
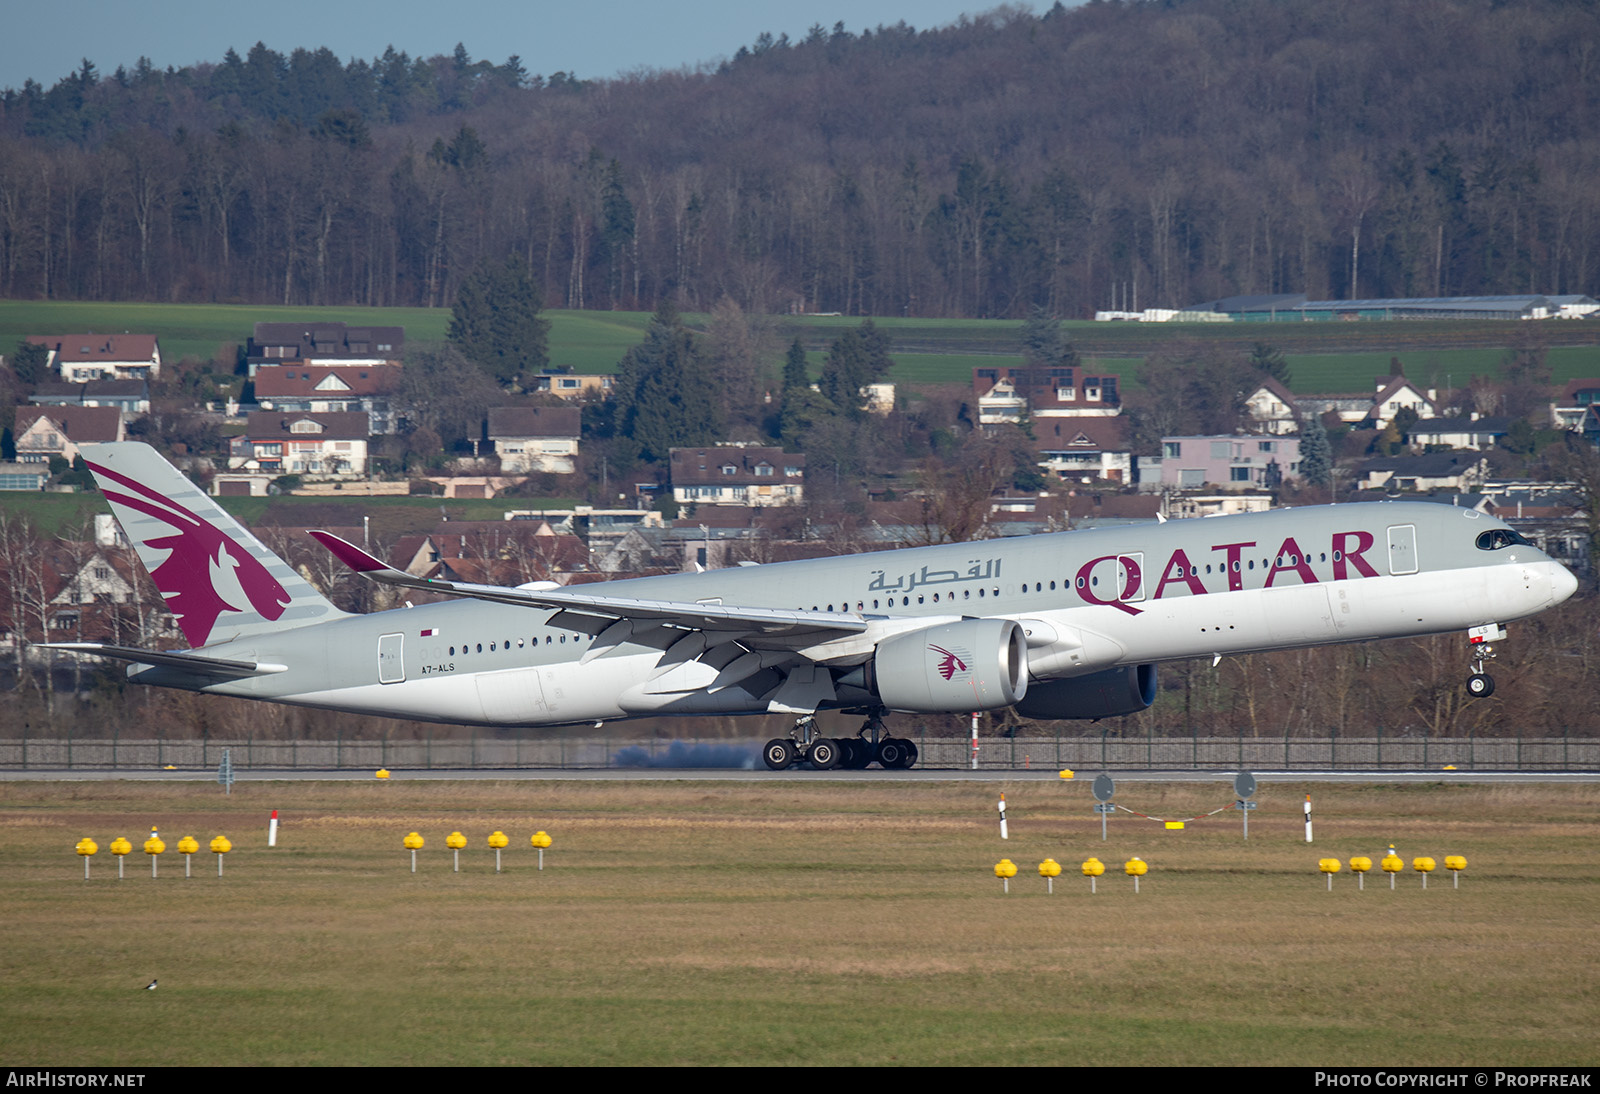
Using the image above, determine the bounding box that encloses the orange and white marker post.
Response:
[997,794,1008,840]
[1304,794,1313,843]
[267,810,279,847]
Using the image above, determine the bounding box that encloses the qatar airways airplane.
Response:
[48,443,1578,770]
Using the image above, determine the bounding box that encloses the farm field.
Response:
[0,482,580,537]
[1,779,1594,1067]
[1286,345,1600,394]
[4,299,1598,396]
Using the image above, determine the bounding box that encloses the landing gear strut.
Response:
[761,711,918,771]
[1466,623,1505,699]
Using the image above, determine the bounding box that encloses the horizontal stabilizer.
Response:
[41,643,287,679]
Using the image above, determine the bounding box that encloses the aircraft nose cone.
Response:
[1551,562,1579,606]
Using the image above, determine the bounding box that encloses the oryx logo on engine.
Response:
[929,644,970,681]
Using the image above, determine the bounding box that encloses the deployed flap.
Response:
[767,665,837,714]
[310,531,867,645]
[41,642,287,679]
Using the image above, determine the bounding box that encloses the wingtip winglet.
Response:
[308,530,388,573]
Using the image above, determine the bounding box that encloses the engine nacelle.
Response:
[1014,664,1157,721]
[871,618,1028,713]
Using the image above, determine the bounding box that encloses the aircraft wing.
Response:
[40,643,288,678]
[309,531,868,643]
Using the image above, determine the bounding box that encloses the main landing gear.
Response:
[762,713,919,771]
[1466,623,1507,699]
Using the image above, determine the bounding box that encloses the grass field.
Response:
[0,485,580,538]
[1286,346,1600,394]
[7,299,1598,396]
[1,779,1594,1066]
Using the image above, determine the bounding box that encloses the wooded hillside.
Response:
[1,0,1595,319]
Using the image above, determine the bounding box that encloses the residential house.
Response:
[972,366,1121,425]
[501,507,664,554]
[1549,379,1600,431]
[30,380,150,417]
[861,383,895,415]
[246,322,403,376]
[254,364,402,434]
[1405,415,1513,452]
[14,407,125,464]
[27,334,161,382]
[1033,417,1133,483]
[1296,394,1375,427]
[0,541,169,650]
[670,446,805,507]
[391,523,589,584]
[487,407,581,474]
[1367,367,1440,429]
[1159,436,1301,490]
[0,463,48,491]
[1243,377,1300,435]
[1298,367,1441,430]
[230,412,369,477]
[1165,493,1276,519]
[531,370,614,399]
[1357,453,1488,492]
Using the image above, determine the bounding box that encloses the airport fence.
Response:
[0,727,1595,772]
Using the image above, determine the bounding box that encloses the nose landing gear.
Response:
[1466,623,1506,698]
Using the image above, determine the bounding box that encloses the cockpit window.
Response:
[1475,528,1532,551]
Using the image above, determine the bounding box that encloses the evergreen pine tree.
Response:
[782,338,809,392]
[1020,305,1078,370]
[1298,419,1333,490]
[818,320,892,416]
[1249,342,1291,384]
[447,255,548,387]
[613,301,722,463]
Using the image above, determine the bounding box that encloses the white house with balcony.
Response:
[230,412,369,478]
[669,446,805,507]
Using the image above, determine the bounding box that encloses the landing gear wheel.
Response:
[762,738,796,770]
[839,738,870,769]
[1467,673,1496,698]
[901,739,918,768]
[808,738,841,770]
[877,738,911,769]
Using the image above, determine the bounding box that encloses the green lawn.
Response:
[0,779,1594,1066]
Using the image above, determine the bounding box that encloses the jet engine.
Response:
[869,618,1028,713]
[1014,664,1157,720]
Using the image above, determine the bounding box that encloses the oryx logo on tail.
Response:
[87,460,290,647]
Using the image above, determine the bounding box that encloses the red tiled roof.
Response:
[487,406,581,439]
[254,365,400,397]
[27,334,158,363]
[16,405,124,443]
[242,411,370,440]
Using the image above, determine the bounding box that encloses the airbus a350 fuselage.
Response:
[53,444,1578,768]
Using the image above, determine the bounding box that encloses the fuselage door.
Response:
[1078,554,1146,607]
[378,632,405,684]
[1118,553,1146,603]
[1386,524,1418,575]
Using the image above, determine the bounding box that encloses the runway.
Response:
[2,767,1595,783]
